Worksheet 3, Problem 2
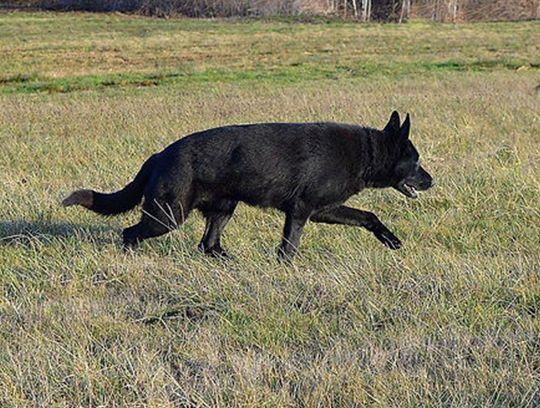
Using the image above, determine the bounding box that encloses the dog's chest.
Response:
[306,177,365,209]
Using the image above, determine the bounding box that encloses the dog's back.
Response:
[159,122,371,210]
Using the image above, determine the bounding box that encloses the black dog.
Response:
[63,111,433,261]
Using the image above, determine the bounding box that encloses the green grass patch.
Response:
[2,57,538,94]
[1,11,539,93]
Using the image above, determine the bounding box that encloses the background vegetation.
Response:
[1,11,540,406]
[2,0,540,21]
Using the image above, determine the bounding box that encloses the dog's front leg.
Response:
[311,206,401,249]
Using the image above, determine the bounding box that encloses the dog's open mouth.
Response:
[403,183,418,198]
[396,183,418,199]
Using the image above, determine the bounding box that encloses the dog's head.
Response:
[383,111,434,199]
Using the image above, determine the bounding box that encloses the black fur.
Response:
[63,111,433,261]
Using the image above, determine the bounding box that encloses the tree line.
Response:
[2,0,539,21]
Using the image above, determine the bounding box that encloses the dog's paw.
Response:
[199,244,233,260]
[375,230,402,250]
[276,246,296,265]
[207,248,232,260]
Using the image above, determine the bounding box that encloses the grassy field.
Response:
[1,11,540,407]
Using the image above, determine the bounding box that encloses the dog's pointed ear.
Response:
[384,111,401,134]
[400,113,410,140]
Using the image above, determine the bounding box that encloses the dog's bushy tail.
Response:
[62,155,157,216]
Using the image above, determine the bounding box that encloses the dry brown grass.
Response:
[1,11,540,407]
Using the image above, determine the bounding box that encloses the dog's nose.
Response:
[430,179,436,188]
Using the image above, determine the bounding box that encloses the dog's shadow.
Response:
[0,220,117,247]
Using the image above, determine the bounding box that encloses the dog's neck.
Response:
[360,132,399,188]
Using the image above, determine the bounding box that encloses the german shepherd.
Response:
[63,111,434,261]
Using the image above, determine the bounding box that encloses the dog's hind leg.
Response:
[122,195,191,250]
[198,200,237,258]
[277,206,311,262]
[311,205,401,249]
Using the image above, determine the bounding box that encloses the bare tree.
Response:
[447,0,459,22]
[399,0,411,22]
[360,0,372,21]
